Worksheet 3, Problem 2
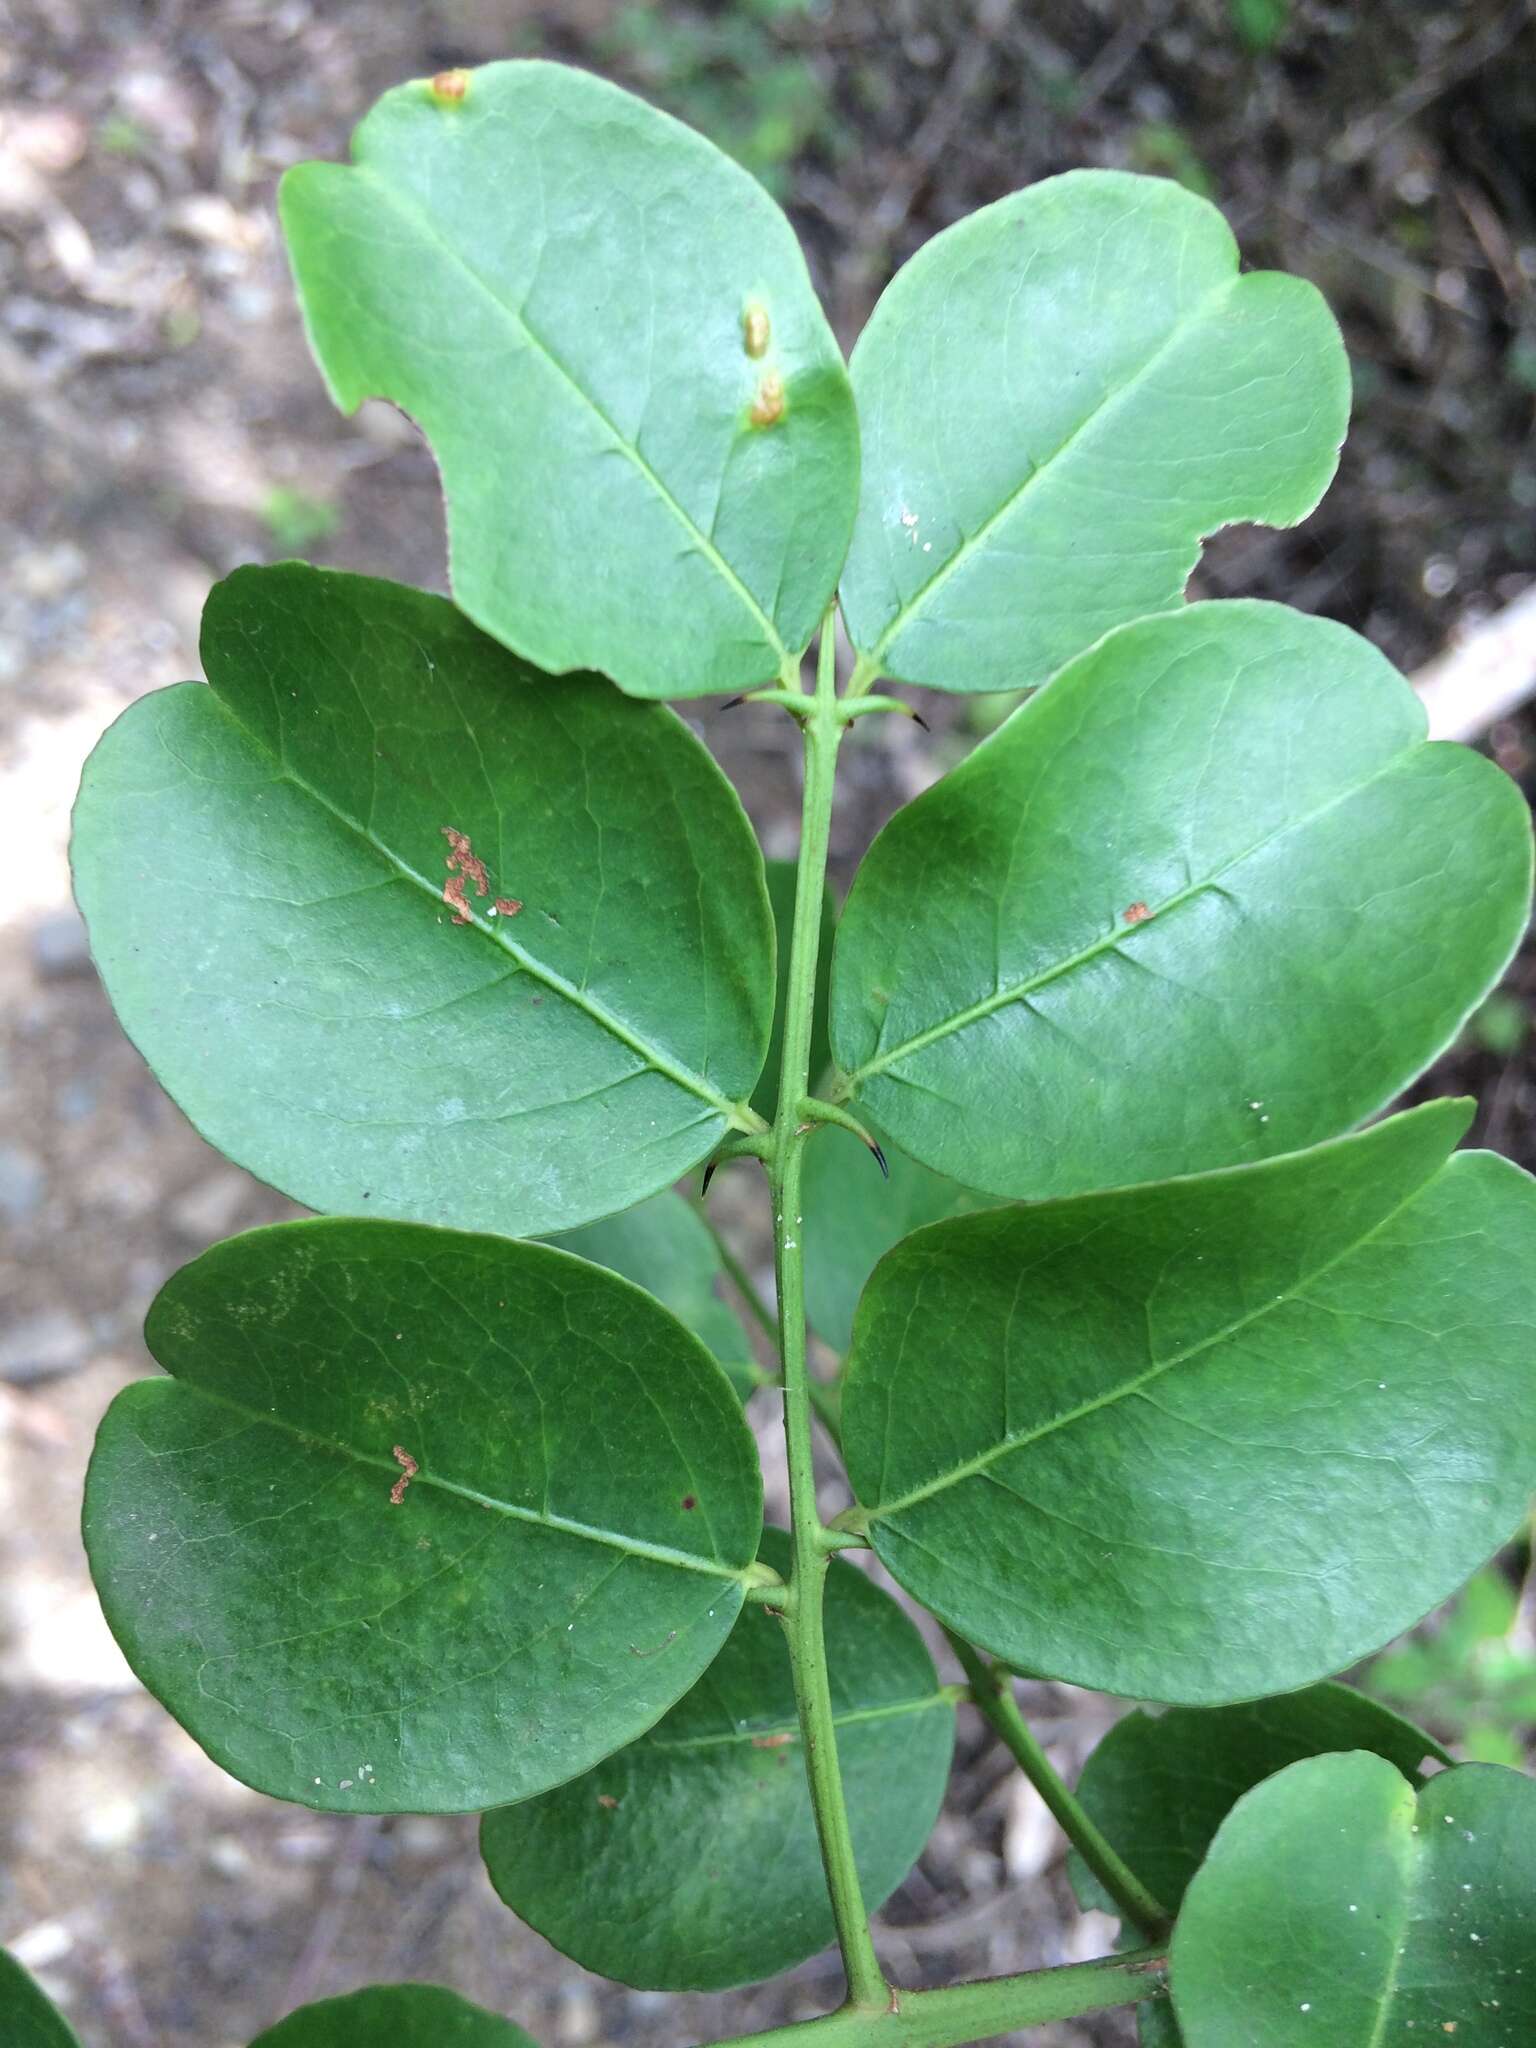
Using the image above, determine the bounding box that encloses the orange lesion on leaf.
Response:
[441,826,523,928]
[493,897,522,918]
[751,1730,794,1750]
[749,370,785,428]
[743,302,771,358]
[1122,901,1152,925]
[389,1445,419,1505]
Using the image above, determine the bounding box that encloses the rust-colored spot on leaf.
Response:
[749,370,785,428]
[389,1445,419,1506]
[596,1793,620,1810]
[430,68,470,103]
[1122,901,1152,925]
[442,826,489,894]
[443,874,473,925]
[752,1730,794,1750]
[493,897,522,918]
[743,302,771,358]
[681,1494,697,1510]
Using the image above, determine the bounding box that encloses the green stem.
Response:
[947,1636,1171,1941]
[693,1949,1167,2048]
[772,609,886,2011]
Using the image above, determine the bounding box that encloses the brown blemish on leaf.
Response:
[749,370,785,428]
[629,1629,679,1659]
[751,1731,793,1750]
[1122,902,1152,925]
[389,1445,419,1506]
[443,874,473,925]
[430,69,470,104]
[442,826,489,894]
[743,302,771,358]
[596,1793,620,1810]
[681,1494,697,1510]
[493,897,522,918]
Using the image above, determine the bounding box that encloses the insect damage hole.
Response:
[389,1445,419,1505]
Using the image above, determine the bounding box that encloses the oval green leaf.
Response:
[480,1528,954,1990]
[248,1984,538,2047]
[840,168,1347,693]
[549,1191,756,1400]
[1071,1684,1451,1921]
[84,1219,763,1813]
[803,1123,996,1355]
[1171,1755,1536,2045]
[72,565,774,1240]
[842,1103,1536,1704]
[1,1952,82,2048]
[280,61,857,701]
[832,602,1531,1201]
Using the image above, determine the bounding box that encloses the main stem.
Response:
[773,613,886,2011]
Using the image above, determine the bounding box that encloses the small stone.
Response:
[0,1143,44,1224]
[30,908,93,980]
[168,1170,249,1243]
[0,1309,91,1385]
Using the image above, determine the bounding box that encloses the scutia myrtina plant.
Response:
[27,55,1536,2048]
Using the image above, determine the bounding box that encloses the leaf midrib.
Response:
[153,1377,749,1584]
[353,161,791,670]
[211,694,755,1130]
[856,275,1234,670]
[646,1691,950,1754]
[843,742,1415,1091]
[864,1153,1444,1524]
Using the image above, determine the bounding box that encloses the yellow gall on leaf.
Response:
[743,302,771,358]
[429,69,470,105]
[749,370,786,428]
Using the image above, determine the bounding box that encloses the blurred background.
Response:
[1,2,1534,2044]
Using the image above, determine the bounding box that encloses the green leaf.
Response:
[841,1103,1536,1704]
[752,857,835,1122]
[1070,1684,1451,1921]
[83,1218,763,1813]
[550,1191,756,1400]
[1,1952,82,2048]
[72,565,774,1240]
[480,1527,953,1990]
[1170,1756,1536,2045]
[802,1123,995,1354]
[832,602,1532,1201]
[248,1984,538,2046]
[839,170,1347,693]
[280,60,857,701]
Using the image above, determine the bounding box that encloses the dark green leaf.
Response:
[480,1528,953,1990]
[1071,1684,1451,1920]
[752,858,835,1122]
[84,1219,762,1813]
[1,1952,82,2048]
[802,1123,995,1355]
[1171,1756,1536,2044]
[72,565,774,1239]
[280,61,857,701]
[840,171,1347,693]
[842,1103,1536,1704]
[550,1191,756,1400]
[833,603,1531,1201]
[248,1984,537,2046]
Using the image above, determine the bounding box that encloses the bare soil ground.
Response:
[2,4,1532,2044]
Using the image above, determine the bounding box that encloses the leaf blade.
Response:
[248,1983,538,2046]
[280,62,858,700]
[72,565,774,1239]
[84,1218,763,1813]
[843,1106,1536,1703]
[841,170,1348,692]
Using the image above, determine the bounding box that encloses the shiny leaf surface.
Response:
[248,1984,538,2047]
[833,603,1531,1200]
[72,565,773,1240]
[843,1105,1536,1703]
[85,1219,762,1812]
